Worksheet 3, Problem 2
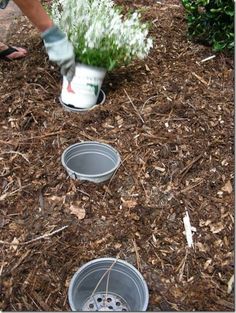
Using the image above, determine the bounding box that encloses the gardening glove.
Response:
[41,25,75,83]
[0,0,10,9]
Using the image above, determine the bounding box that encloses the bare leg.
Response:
[13,0,53,32]
[0,0,53,60]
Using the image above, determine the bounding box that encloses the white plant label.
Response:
[183,210,194,248]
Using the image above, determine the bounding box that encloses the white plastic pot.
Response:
[61,63,106,109]
[59,89,106,113]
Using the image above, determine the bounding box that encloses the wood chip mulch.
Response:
[0,0,234,311]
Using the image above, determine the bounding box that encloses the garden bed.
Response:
[0,0,234,311]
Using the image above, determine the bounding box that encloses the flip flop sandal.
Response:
[0,46,25,61]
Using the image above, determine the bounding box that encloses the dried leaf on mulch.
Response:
[221,180,233,194]
[69,203,86,220]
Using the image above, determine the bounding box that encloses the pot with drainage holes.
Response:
[68,258,149,311]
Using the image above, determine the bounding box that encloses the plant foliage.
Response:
[51,0,153,70]
[181,0,234,52]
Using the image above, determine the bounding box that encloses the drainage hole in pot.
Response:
[107,298,112,303]
[89,303,94,309]
[97,298,102,303]
[116,302,121,306]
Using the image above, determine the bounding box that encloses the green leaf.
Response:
[225,8,234,16]
[181,0,234,52]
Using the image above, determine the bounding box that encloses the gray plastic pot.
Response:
[59,89,106,113]
[68,258,149,311]
[61,141,121,183]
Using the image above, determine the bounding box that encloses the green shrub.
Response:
[181,0,234,52]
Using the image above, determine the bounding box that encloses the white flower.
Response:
[51,0,153,70]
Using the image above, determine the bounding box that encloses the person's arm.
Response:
[13,0,53,32]
[13,0,75,82]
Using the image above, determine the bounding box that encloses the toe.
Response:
[6,47,27,60]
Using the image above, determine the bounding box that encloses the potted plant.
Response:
[51,0,153,109]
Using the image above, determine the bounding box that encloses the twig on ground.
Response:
[179,154,203,182]
[77,189,90,197]
[0,225,68,245]
[30,291,51,311]
[176,249,188,281]
[0,184,31,201]
[0,150,30,163]
[123,88,145,123]
[26,292,42,311]
[22,130,66,140]
[102,145,148,200]
[0,139,18,146]
[102,166,120,201]
[102,147,143,201]
[215,299,234,310]
[192,72,209,86]
[27,83,51,94]
[140,179,148,199]
[141,94,158,112]
[180,180,203,193]
[0,131,65,146]
[80,131,113,144]
[133,238,141,271]
[4,250,31,276]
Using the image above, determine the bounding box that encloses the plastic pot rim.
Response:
[68,257,149,311]
[59,89,106,113]
[61,141,121,179]
[74,62,107,73]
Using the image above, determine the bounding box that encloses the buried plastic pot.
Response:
[68,258,149,311]
[61,63,106,109]
[59,89,106,113]
[61,141,121,183]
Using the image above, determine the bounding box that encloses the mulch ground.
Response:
[0,0,234,311]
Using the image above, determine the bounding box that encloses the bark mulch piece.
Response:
[0,0,234,311]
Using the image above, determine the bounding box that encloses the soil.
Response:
[0,0,234,311]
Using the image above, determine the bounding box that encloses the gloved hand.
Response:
[0,0,10,9]
[41,25,75,83]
